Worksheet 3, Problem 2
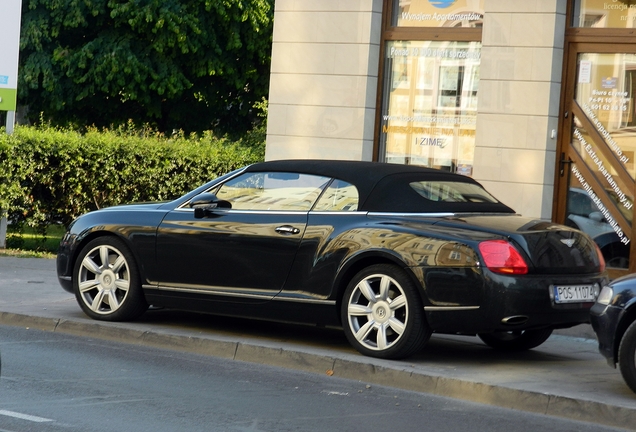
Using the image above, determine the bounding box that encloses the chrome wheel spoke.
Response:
[387,317,405,335]
[99,246,110,269]
[82,256,102,275]
[354,320,376,343]
[106,291,120,310]
[389,294,406,311]
[357,280,377,304]
[78,279,100,292]
[90,289,107,312]
[114,278,129,292]
[348,303,372,316]
[376,324,388,350]
[378,276,391,301]
[111,255,126,273]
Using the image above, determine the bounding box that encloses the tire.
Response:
[73,237,148,321]
[341,264,431,359]
[478,328,553,351]
[618,320,636,394]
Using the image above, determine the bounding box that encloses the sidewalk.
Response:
[0,256,634,430]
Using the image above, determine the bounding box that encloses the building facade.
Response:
[266,0,636,276]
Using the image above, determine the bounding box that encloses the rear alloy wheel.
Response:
[342,264,431,359]
[73,237,148,321]
[478,328,553,351]
[618,320,636,394]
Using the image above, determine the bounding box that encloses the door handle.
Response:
[275,225,300,235]
[559,152,573,177]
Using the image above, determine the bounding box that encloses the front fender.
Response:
[56,208,168,288]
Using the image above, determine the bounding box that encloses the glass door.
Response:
[556,44,636,276]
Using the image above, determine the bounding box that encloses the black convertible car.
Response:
[57,160,608,359]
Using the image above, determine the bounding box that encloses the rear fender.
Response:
[333,250,426,323]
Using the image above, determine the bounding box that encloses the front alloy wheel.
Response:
[618,320,636,394]
[73,237,147,321]
[342,264,430,359]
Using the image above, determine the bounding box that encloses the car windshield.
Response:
[410,181,499,204]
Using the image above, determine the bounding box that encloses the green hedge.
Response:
[0,124,265,238]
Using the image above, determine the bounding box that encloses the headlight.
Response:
[596,286,614,305]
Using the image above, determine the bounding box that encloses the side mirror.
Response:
[589,211,605,223]
[190,193,232,218]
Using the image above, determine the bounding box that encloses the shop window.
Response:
[378,0,483,174]
[379,40,480,173]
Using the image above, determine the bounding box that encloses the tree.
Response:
[19,0,274,137]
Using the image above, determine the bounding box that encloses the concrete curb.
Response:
[0,311,633,430]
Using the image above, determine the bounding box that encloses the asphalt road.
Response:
[0,325,628,432]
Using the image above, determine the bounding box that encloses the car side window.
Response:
[216,172,330,211]
[410,181,498,203]
[313,179,359,211]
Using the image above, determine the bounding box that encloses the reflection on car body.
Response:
[57,160,608,359]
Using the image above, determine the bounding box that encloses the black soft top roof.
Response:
[244,159,515,213]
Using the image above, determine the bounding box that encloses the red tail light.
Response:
[478,240,528,275]
[594,243,606,272]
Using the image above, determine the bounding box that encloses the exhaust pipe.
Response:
[501,315,529,325]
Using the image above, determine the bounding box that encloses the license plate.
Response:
[552,285,597,304]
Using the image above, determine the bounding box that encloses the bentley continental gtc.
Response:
[57,160,608,359]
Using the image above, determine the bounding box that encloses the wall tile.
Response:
[509,13,563,47]
[481,47,563,82]
[265,135,368,161]
[478,80,555,116]
[269,73,377,109]
[271,43,377,76]
[273,11,376,44]
[265,104,289,136]
[473,147,556,185]
[498,148,555,185]
[293,105,365,140]
[472,147,503,182]
[476,113,558,151]
[482,12,512,46]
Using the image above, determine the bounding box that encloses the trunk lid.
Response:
[433,215,603,275]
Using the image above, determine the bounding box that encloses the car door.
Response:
[154,171,331,302]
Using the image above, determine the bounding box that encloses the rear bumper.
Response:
[426,271,608,334]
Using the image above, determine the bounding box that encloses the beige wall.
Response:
[265,0,383,161]
[473,0,567,219]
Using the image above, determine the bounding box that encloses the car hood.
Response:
[97,202,169,212]
[432,214,604,274]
